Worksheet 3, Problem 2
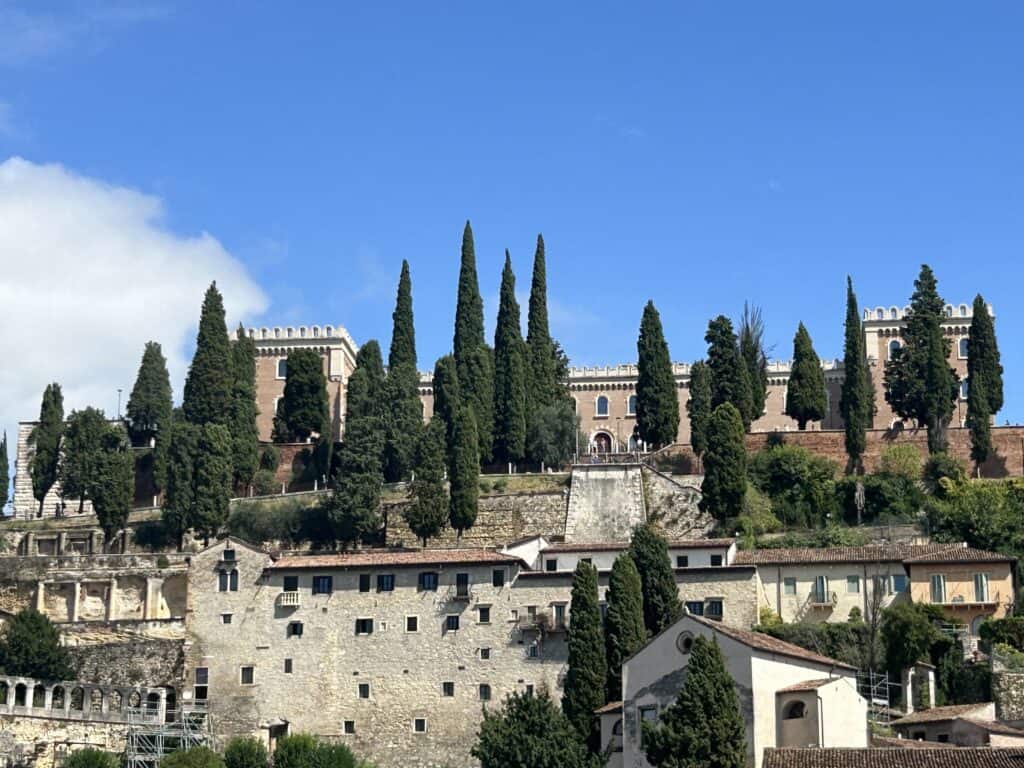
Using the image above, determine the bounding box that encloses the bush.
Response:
[758,607,782,628]
[156,555,170,569]
[253,469,279,497]
[224,736,269,768]
[923,453,967,498]
[847,606,863,623]
[878,445,923,481]
[752,525,870,550]
[478,479,492,494]
[492,478,508,492]
[259,445,280,472]
[273,734,318,768]
[979,617,1024,652]
[757,620,877,670]
[65,750,120,768]
[227,500,334,548]
[0,608,74,680]
[132,518,176,551]
[161,747,226,768]
[835,473,924,524]
[748,445,839,528]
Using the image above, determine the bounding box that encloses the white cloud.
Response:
[0,156,267,453]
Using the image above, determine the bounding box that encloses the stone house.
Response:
[763,746,1024,768]
[890,702,1024,747]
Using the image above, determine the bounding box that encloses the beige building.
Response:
[890,702,1024,747]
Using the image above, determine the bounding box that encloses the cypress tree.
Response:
[705,316,753,431]
[562,561,606,752]
[59,407,109,513]
[643,636,746,768]
[229,326,260,490]
[275,349,329,442]
[884,265,959,453]
[967,295,1003,470]
[604,553,646,701]
[182,282,232,426]
[329,341,386,546]
[29,382,64,517]
[452,221,494,464]
[839,277,875,475]
[193,423,232,542]
[686,361,712,459]
[91,422,134,542]
[125,342,173,447]
[493,251,528,465]
[784,322,827,430]
[739,302,768,423]
[432,355,462,464]
[699,403,747,522]
[404,417,448,546]
[636,301,679,447]
[628,523,681,636]
[384,261,424,483]
[448,407,479,539]
[526,234,561,408]
[0,608,75,681]
[0,432,8,511]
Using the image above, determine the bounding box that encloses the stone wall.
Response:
[0,715,126,768]
[993,669,1024,723]
[70,638,184,688]
[563,464,645,543]
[642,467,713,539]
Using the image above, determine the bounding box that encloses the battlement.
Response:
[246,323,358,350]
[863,301,991,323]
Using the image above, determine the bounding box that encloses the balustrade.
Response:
[0,674,171,724]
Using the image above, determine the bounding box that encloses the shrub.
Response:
[252,469,279,497]
[132,518,176,551]
[878,445,923,481]
[748,445,838,528]
[758,607,782,628]
[478,479,492,494]
[835,473,924,524]
[65,750,120,768]
[259,445,280,472]
[224,736,268,768]
[756,620,876,670]
[272,734,318,768]
[492,477,508,492]
[847,606,863,623]
[226,499,334,548]
[156,555,170,569]
[979,617,1024,652]
[923,453,967,498]
[160,746,226,768]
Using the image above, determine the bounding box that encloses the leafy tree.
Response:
[272,734,317,768]
[328,342,386,546]
[60,407,109,513]
[563,561,606,751]
[526,234,563,411]
[739,302,768,423]
[0,431,7,511]
[705,316,753,430]
[493,251,528,465]
[229,326,260,489]
[126,341,173,448]
[881,602,946,680]
[404,417,448,546]
[636,301,679,447]
[604,553,646,701]
[91,422,135,541]
[967,295,1003,471]
[835,472,923,524]
[431,354,461,463]
[29,382,64,517]
[275,349,329,442]
[643,636,746,768]
[160,746,226,768]
[384,260,423,483]
[525,400,578,469]
[749,444,839,528]
[453,220,494,463]
[883,265,959,453]
[628,523,681,636]
[0,608,74,680]
[784,323,826,430]
[926,478,1024,567]
[472,690,598,768]
[65,749,120,768]
[699,403,747,522]
[182,282,232,426]
[223,737,269,768]
[686,361,712,458]
[839,277,875,474]
[449,407,479,538]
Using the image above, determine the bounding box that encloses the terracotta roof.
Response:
[269,549,523,570]
[961,718,1024,737]
[541,538,734,553]
[594,701,623,714]
[763,747,1024,768]
[903,546,1014,564]
[891,703,993,726]
[734,543,1008,566]
[778,678,840,692]
[688,614,857,671]
[870,736,958,750]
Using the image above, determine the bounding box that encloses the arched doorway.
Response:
[593,432,613,454]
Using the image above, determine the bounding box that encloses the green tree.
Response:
[163,421,231,547]
[404,417,448,546]
[472,690,598,768]
[328,342,386,547]
[29,382,64,517]
[275,349,329,442]
[91,422,135,542]
[272,733,318,768]
[223,736,269,768]
[431,354,461,463]
[562,562,606,751]
[0,608,74,680]
[629,523,681,636]
[384,260,423,483]
[126,341,173,446]
[881,602,945,680]
[739,302,768,422]
[0,431,8,511]
[182,282,232,426]
[525,400,578,469]
[749,445,839,528]
[60,407,109,514]
[449,407,479,538]
[229,326,260,489]
[884,265,959,453]
[966,295,1003,471]
[839,276,875,475]
[493,251,528,465]
[453,220,494,463]
[699,403,747,522]
[160,746,225,768]
[705,316,753,430]
[65,749,120,768]
[784,323,827,430]
[642,636,746,768]
[636,301,679,447]
[163,420,200,547]
[526,234,564,411]
[686,361,712,459]
[604,553,646,701]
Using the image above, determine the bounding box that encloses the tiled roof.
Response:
[541,538,734,553]
[269,549,523,570]
[734,543,1007,566]
[594,701,623,714]
[763,747,1024,768]
[870,736,958,750]
[961,718,1024,737]
[689,614,857,671]
[891,703,993,726]
[778,678,840,692]
[903,546,1014,564]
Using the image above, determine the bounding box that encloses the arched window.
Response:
[612,720,623,735]
[890,308,898,319]
[277,359,288,379]
[888,340,901,360]
[960,380,969,400]
[627,395,637,416]
[876,308,884,319]
[596,396,609,417]
[229,569,239,592]
[959,338,969,359]
[783,701,806,720]
[960,304,968,317]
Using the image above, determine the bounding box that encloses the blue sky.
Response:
[1,2,1023,425]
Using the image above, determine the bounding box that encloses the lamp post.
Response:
[116,388,122,420]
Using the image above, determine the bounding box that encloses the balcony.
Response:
[450,586,472,602]
[808,591,838,607]
[277,591,300,608]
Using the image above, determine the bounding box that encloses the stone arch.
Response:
[783,700,806,719]
[0,680,7,705]
[128,690,142,709]
[52,685,65,709]
[890,307,899,319]
[14,683,26,707]
[90,688,103,712]
[109,690,123,712]
[592,430,613,454]
[32,684,45,708]
[70,686,84,711]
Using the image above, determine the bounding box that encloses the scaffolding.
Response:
[124,702,213,768]
[857,669,898,726]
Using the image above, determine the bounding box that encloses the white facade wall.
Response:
[756,561,908,623]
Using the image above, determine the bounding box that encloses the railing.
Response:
[809,591,838,607]
[451,585,472,601]
[0,675,171,724]
[277,591,300,607]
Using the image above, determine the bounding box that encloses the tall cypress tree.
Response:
[432,355,461,465]
[562,561,606,752]
[705,316,754,431]
[59,407,108,513]
[526,234,561,408]
[0,432,8,512]
[125,342,173,447]
[839,277,875,475]
[182,282,232,426]
[449,407,479,539]
[686,361,712,459]
[275,349,329,442]
[636,301,679,447]
[163,419,199,548]
[229,326,260,490]
[452,221,494,464]
[784,322,827,430]
[628,523,681,637]
[193,423,233,541]
[604,553,646,701]
[29,382,64,517]
[493,251,528,465]
[967,295,1003,471]
[404,418,448,546]
[700,403,747,522]
[92,422,135,542]
[739,302,768,423]
[643,636,747,768]
[385,260,424,482]
[884,265,959,453]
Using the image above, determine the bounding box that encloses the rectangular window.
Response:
[283,575,299,592]
[377,574,395,592]
[312,575,333,595]
[639,706,658,745]
[930,574,946,603]
[545,558,558,572]
[355,618,374,635]
[480,648,491,660]
[710,554,723,567]
[358,683,370,699]
[847,576,861,594]
[783,577,797,596]
[479,684,491,701]
[553,603,566,627]
[492,569,505,588]
[705,599,723,620]
[406,615,419,633]
[812,575,829,604]
[419,572,439,591]
[413,718,427,733]
[527,643,539,658]
[240,666,255,686]
[343,720,355,735]
[287,621,303,638]
[221,613,232,624]
[442,681,454,697]
[194,667,208,701]
[685,601,704,616]
[358,574,371,592]
[284,659,292,674]
[527,605,537,620]
[525,684,534,696]
[445,615,460,632]
[218,570,229,592]
[478,606,491,624]
[455,573,470,598]
[974,573,990,602]
[676,555,689,568]
[222,549,236,562]
[229,570,238,592]
[892,574,908,593]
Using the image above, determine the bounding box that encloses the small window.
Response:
[676,555,689,568]
[229,569,238,591]
[527,605,537,620]
[195,668,209,685]
[343,720,355,735]
[959,338,969,359]
[545,558,558,572]
[685,601,704,616]
[705,599,723,620]
[312,575,333,595]
[783,577,797,596]
[442,682,454,697]
[283,576,299,592]
[892,574,908,593]
[553,603,566,626]
[974,573,990,602]
[478,606,491,624]
[218,570,228,592]
[960,380,969,400]
[627,394,637,416]
[222,549,236,562]
[888,340,901,360]
[480,648,491,660]
[419,572,438,591]
[358,574,371,592]
[284,659,293,674]
[710,554,723,567]
[413,718,427,733]
[406,616,419,633]
[355,618,374,635]
[937,734,950,743]
[492,569,505,588]
[445,615,460,632]
[527,643,539,658]
[194,667,208,701]
[277,359,288,378]
[930,574,946,603]
[479,684,491,701]
[358,683,370,699]
[912,730,926,741]
[455,572,470,598]
[525,684,534,696]
[240,666,255,686]
[847,576,861,594]
[596,396,609,417]
[377,574,395,592]
[783,701,806,720]
[287,621,303,638]
[221,613,232,625]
